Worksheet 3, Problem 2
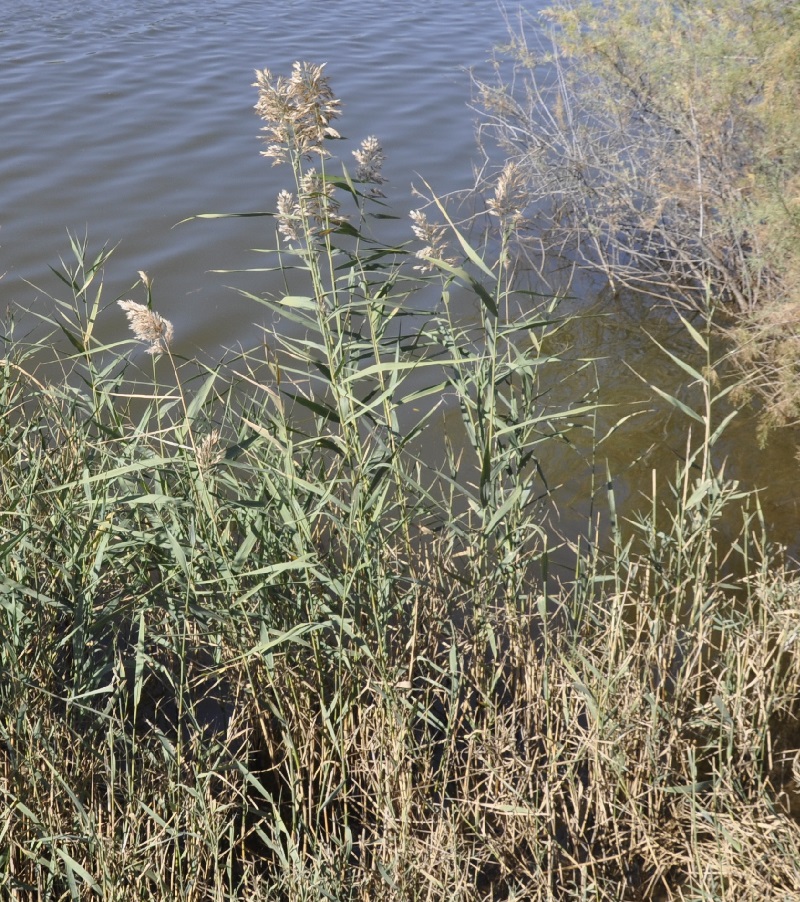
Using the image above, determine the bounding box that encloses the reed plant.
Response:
[2,63,800,901]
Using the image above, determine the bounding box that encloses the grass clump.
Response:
[2,63,800,901]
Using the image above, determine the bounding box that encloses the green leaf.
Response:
[428,258,499,317]
[647,382,705,424]
[283,392,341,423]
[425,184,496,280]
[55,848,102,896]
[280,295,316,310]
[645,331,705,384]
[677,312,709,352]
[176,211,275,224]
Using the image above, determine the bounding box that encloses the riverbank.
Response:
[3,54,800,901]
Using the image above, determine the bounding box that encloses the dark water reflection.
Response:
[519,281,800,567]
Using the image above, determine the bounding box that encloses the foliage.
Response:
[2,63,800,901]
[475,0,800,431]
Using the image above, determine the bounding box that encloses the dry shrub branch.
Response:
[474,0,800,432]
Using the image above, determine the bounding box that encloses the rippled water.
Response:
[1,0,525,349]
[2,0,798,558]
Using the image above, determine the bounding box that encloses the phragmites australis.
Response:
[253,61,341,165]
[409,209,455,273]
[274,169,342,244]
[276,188,300,243]
[353,135,386,195]
[299,167,340,227]
[118,299,174,356]
[486,161,527,232]
[194,429,223,474]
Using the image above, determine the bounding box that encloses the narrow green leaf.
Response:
[645,331,705,384]
[280,295,316,310]
[185,370,218,424]
[425,186,496,280]
[55,848,102,896]
[677,312,709,352]
[284,392,341,423]
[647,383,705,424]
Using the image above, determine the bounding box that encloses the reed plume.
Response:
[194,429,223,473]
[487,161,527,231]
[253,61,341,165]
[276,188,300,243]
[353,135,386,195]
[117,299,174,355]
[409,208,455,272]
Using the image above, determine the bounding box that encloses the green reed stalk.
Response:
[3,62,800,901]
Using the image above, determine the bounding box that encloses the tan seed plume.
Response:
[118,299,174,356]
[253,61,341,164]
[487,161,527,230]
[353,136,386,195]
[195,429,223,473]
[409,209,455,272]
[276,189,300,243]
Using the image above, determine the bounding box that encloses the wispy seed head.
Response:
[195,429,223,474]
[487,161,527,230]
[299,168,342,233]
[353,136,386,195]
[118,299,174,356]
[253,61,341,164]
[409,209,455,272]
[276,189,300,243]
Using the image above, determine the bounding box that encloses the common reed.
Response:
[2,64,800,902]
[117,298,174,356]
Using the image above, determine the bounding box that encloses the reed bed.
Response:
[2,63,800,901]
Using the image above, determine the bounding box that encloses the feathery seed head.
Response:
[487,162,527,230]
[410,209,455,272]
[118,299,174,356]
[254,61,341,164]
[276,189,300,243]
[299,168,342,233]
[195,429,223,474]
[353,136,386,195]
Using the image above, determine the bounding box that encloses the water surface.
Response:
[1,0,524,350]
[2,0,798,560]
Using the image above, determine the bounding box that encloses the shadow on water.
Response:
[406,271,800,585]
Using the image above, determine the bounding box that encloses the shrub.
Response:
[474,0,800,430]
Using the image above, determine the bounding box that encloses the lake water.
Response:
[1,0,525,349]
[2,0,799,561]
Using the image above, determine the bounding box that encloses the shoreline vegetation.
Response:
[2,3,800,898]
[475,0,800,439]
